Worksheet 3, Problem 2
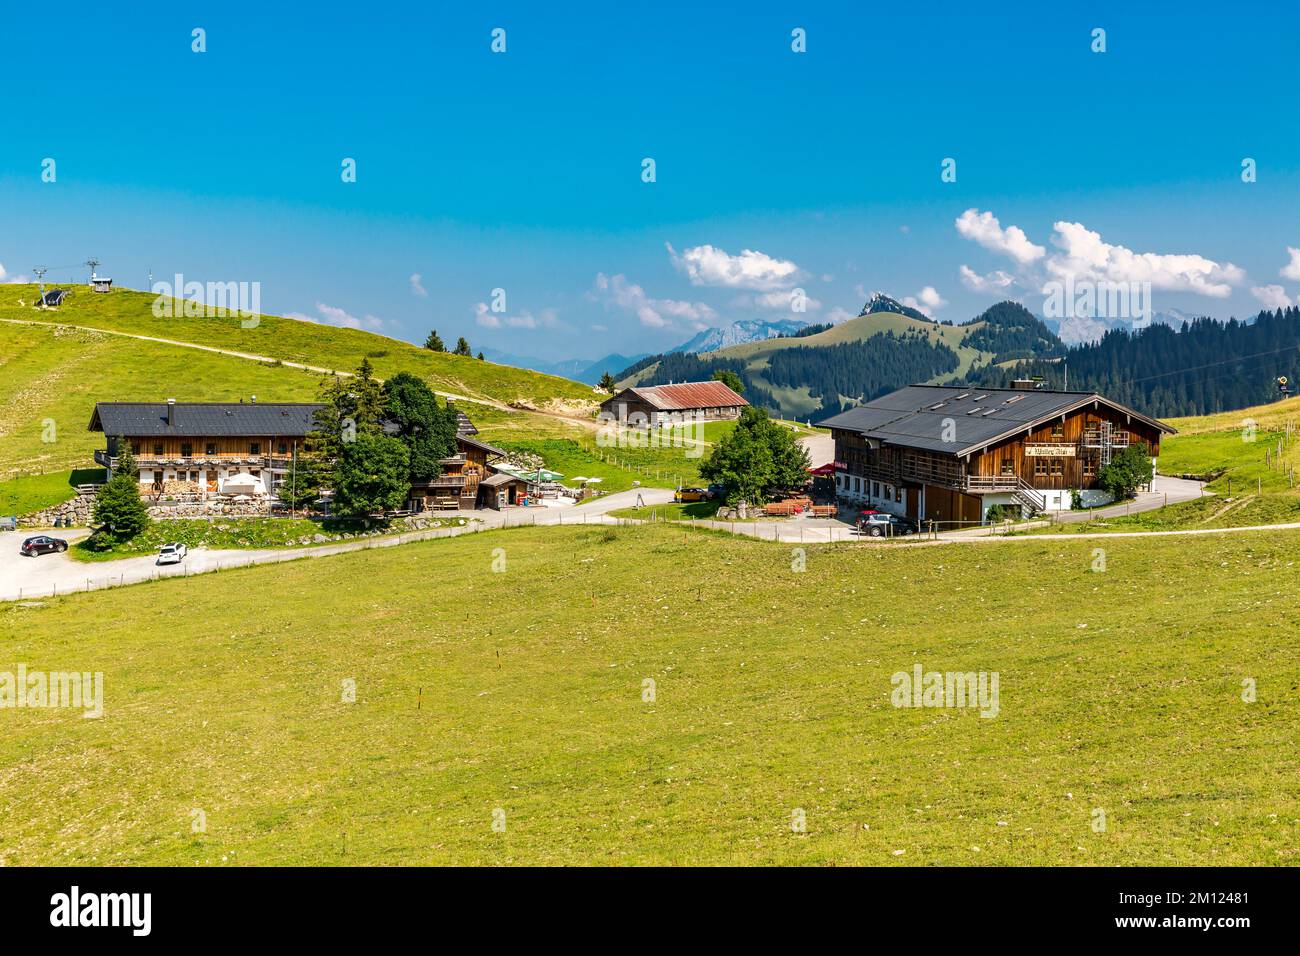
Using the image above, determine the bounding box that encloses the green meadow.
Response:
[1,524,1295,865]
[0,285,596,409]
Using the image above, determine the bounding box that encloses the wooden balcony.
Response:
[96,450,294,469]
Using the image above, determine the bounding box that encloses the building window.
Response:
[249,442,261,455]
[181,443,193,458]
[1034,457,1049,477]
[872,481,880,498]
[1051,422,1065,438]
[1049,458,1064,477]
[1000,458,1014,476]
[278,442,288,454]
[854,477,861,493]
[130,443,141,455]
[153,443,164,457]
[206,443,217,456]
[895,485,903,503]
[1083,458,1095,477]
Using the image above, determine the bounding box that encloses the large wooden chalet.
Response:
[91,400,321,498]
[819,384,1175,525]
[90,399,528,510]
[600,380,748,427]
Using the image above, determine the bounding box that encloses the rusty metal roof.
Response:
[627,381,748,411]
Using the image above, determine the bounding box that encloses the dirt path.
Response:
[0,317,507,411]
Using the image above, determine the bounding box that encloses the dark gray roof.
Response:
[457,434,506,457]
[819,385,1174,456]
[90,402,324,437]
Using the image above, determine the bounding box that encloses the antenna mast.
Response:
[85,258,100,284]
[33,266,48,304]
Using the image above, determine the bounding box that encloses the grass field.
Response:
[1,523,1295,865]
[0,285,597,410]
[0,469,103,517]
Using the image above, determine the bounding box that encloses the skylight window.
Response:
[966,407,984,415]
[929,402,948,410]
[1003,395,1025,405]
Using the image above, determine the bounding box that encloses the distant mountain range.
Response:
[1044,306,1206,345]
[479,348,648,385]
[481,319,808,383]
[668,318,811,353]
[614,297,1063,419]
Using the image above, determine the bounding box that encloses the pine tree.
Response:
[91,439,151,542]
[453,337,472,357]
[424,330,446,352]
[598,371,618,393]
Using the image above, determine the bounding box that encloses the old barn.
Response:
[599,380,748,428]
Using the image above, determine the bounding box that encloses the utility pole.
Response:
[33,266,47,304]
[1063,355,1069,392]
[85,257,100,284]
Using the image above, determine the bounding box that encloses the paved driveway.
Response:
[0,487,676,603]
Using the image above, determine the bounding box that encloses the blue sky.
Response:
[3,0,1300,359]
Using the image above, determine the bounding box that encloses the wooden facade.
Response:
[599,381,748,428]
[97,434,303,496]
[827,387,1173,525]
[407,435,507,511]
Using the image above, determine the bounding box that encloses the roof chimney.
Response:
[167,398,176,425]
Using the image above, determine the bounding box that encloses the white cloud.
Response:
[0,262,30,284]
[901,286,947,318]
[959,264,1016,295]
[1045,220,1244,297]
[747,289,822,312]
[1251,285,1293,310]
[287,302,385,330]
[666,242,802,291]
[1281,247,1300,282]
[409,273,427,298]
[955,209,1045,265]
[473,302,499,328]
[592,272,717,330]
[826,306,855,324]
[956,209,1245,300]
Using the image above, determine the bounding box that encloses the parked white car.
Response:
[157,543,188,565]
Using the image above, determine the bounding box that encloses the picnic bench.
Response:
[809,504,836,518]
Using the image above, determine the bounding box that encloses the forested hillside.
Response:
[764,331,959,407]
[967,308,1300,417]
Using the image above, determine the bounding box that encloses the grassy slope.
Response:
[0,285,596,409]
[0,469,103,516]
[1028,397,1300,534]
[0,523,1294,865]
[0,322,327,479]
[621,312,995,419]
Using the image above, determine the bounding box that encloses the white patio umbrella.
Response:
[223,472,265,495]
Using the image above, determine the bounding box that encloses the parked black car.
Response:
[20,535,68,556]
[856,513,917,538]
